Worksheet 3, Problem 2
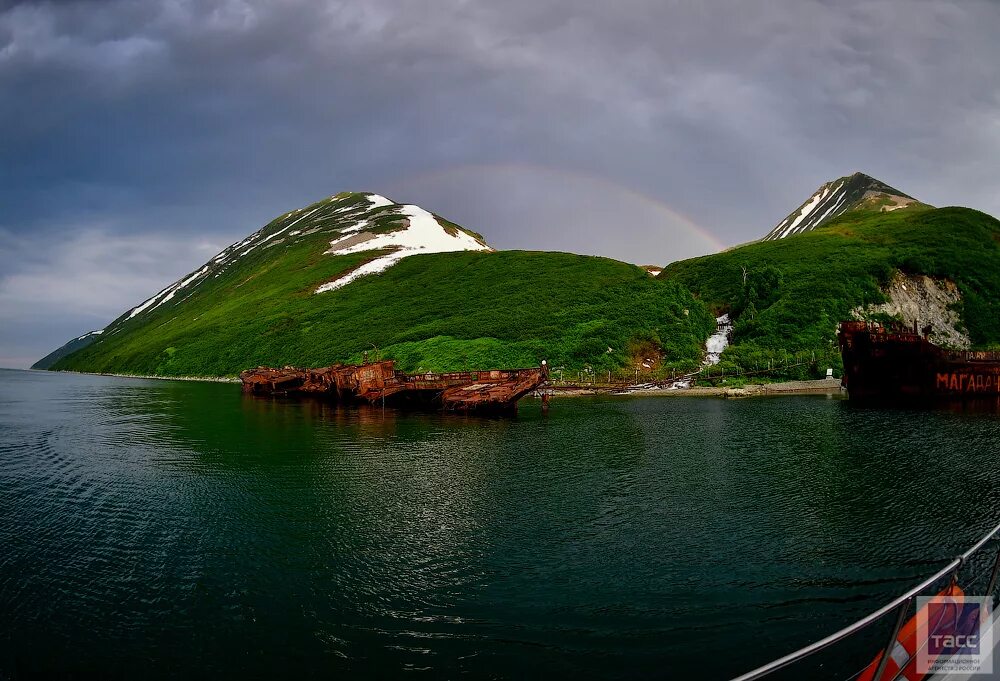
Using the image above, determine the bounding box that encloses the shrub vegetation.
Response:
[660,206,1000,377]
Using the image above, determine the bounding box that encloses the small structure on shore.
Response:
[240,360,548,414]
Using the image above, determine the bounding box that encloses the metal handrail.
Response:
[730,520,1000,681]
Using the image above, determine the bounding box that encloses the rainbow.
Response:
[382,163,727,257]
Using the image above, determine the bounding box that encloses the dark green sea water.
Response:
[2,368,999,680]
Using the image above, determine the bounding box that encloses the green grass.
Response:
[53,222,715,377]
[660,206,1000,376]
[54,196,997,382]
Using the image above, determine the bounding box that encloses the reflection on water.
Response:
[1,369,999,679]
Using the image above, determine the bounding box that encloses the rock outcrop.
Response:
[853,271,970,349]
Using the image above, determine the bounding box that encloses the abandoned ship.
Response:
[839,320,1000,403]
[240,359,549,413]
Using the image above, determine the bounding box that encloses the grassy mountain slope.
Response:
[661,206,1000,375]
[51,193,714,377]
[31,331,102,370]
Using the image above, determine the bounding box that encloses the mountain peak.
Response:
[762,172,925,241]
[99,191,493,334]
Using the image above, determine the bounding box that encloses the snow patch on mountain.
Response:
[813,185,849,225]
[127,286,172,319]
[127,265,211,319]
[366,194,394,209]
[778,186,831,238]
[315,204,491,293]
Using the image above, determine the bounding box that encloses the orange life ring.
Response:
[858,583,965,681]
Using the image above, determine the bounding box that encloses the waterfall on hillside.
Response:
[704,314,732,365]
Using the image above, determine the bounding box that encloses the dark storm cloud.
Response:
[2,0,999,366]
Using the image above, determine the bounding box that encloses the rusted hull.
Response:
[839,321,1000,403]
[440,370,547,413]
[239,361,547,413]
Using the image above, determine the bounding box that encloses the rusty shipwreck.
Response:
[839,320,1000,403]
[239,360,549,413]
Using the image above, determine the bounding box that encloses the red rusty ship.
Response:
[839,320,1000,403]
[239,359,549,414]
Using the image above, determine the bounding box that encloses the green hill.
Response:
[48,192,714,377]
[660,206,1000,377]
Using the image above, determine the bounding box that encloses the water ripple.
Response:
[1,370,999,679]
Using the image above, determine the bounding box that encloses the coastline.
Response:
[33,369,240,384]
[547,378,845,399]
[30,369,844,397]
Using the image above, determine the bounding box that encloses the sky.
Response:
[2,0,999,368]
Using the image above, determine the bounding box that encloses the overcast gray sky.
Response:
[2,0,999,367]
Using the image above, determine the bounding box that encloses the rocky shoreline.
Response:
[40,369,844,400]
[548,378,845,399]
[38,369,240,384]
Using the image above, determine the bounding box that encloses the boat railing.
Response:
[730,520,1000,681]
[947,349,1000,363]
[842,321,1000,362]
[402,367,546,384]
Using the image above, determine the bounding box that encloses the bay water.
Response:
[2,368,998,679]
